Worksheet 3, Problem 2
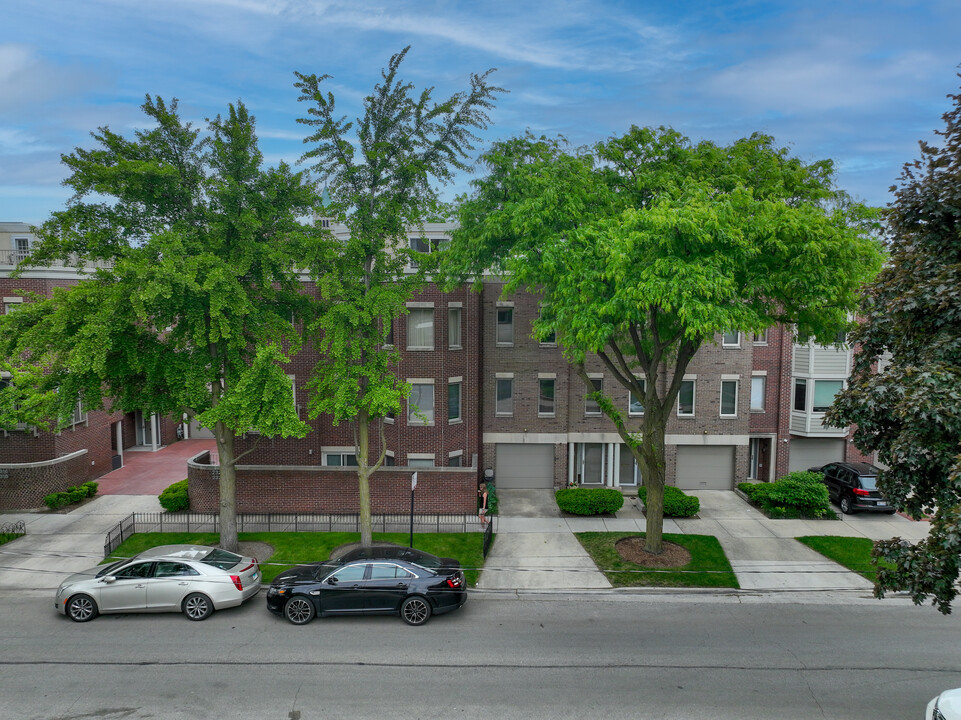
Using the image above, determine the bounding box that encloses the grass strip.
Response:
[796,535,891,581]
[105,531,487,586]
[575,532,738,589]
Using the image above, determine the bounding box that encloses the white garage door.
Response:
[675,446,735,490]
[495,444,554,489]
[789,438,845,473]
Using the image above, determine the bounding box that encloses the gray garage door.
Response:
[789,438,845,473]
[675,446,735,490]
[495,444,554,489]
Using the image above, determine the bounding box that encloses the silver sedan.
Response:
[55,544,261,622]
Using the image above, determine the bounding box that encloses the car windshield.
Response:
[201,548,242,570]
[95,560,128,578]
[859,476,879,491]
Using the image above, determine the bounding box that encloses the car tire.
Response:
[840,496,854,515]
[284,597,315,625]
[885,509,897,515]
[66,594,98,623]
[400,596,431,626]
[182,593,213,621]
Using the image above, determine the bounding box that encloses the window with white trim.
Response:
[678,379,695,416]
[448,379,462,423]
[407,453,435,468]
[812,380,844,413]
[495,375,513,416]
[585,376,603,416]
[407,307,434,350]
[408,381,435,425]
[538,377,555,417]
[323,451,358,467]
[448,306,462,349]
[793,378,807,412]
[720,379,738,417]
[628,378,646,416]
[722,331,740,347]
[750,376,766,411]
[496,306,514,345]
[448,450,463,468]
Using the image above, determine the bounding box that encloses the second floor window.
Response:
[408,382,435,425]
[720,380,738,417]
[448,307,462,349]
[538,378,555,416]
[678,380,695,416]
[585,377,603,416]
[448,381,462,422]
[496,307,514,345]
[407,308,434,349]
[495,377,513,416]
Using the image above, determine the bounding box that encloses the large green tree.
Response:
[0,97,313,551]
[294,47,502,547]
[828,85,961,614]
[444,127,884,554]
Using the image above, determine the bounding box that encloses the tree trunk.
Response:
[632,408,668,555]
[215,422,240,553]
[356,410,373,548]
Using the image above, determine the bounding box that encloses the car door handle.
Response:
[135,584,146,589]
[395,583,407,588]
[177,582,188,586]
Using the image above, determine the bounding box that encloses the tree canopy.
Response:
[0,97,314,551]
[444,126,884,553]
[294,47,502,546]
[828,84,961,614]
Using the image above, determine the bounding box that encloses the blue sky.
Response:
[2,0,959,224]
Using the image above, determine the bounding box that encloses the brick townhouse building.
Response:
[2,220,871,512]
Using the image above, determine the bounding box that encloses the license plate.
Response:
[252,573,258,580]
[876,501,887,507]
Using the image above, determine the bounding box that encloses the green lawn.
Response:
[575,532,739,589]
[796,535,891,581]
[106,532,487,586]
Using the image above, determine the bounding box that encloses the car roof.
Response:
[831,462,882,475]
[135,545,216,560]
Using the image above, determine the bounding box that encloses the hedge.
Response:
[159,478,190,512]
[738,471,831,518]
[555,487,624,515]
[43,482,98,510]
[638,485,700,517]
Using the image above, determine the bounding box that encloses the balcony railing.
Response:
[1,250,113,270]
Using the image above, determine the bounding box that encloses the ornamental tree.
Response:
[827,84,961,614]
[0,97,314,551]
[294,47,502,547]
[444,127,883,554]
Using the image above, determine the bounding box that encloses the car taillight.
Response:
[853,488,870,496]
[446,575,463,589]
[239,563,255,573]
[230,575,243,591]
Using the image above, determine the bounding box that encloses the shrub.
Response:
[555,488,624,515]
[484,481,498,516]
[159,479,190,512]
[43,481,99,510]
[739,472,831,518]
[638,485,700,517]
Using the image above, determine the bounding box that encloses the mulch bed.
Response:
[615,537,691,568]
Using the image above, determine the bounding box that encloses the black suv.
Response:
[813,462,896,515]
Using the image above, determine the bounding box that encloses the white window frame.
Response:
[3,297,23,315]
[750,374,766,412]
[448,377,462,424]
[585,374,603,416]
[406,304,434,350]
[407,379,435,425]
[407,453,435,468]
[628,378,646,417]
[495,373,513,416]
[448,304,462,350]
[496,303,514,346]
[677,378,696,417]
[448,449,464,468]
[812,379,844,413]
[722,331,740,348]
[538,374,556,418]
[322,449,358,467]
[720,378,738,418]
[752,329,769,345]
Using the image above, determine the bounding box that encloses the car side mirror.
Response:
[102,576,117,584]
[327,576,338,585]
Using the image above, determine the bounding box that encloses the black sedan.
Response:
[266,550,467,626]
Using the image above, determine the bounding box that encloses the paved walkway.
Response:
[480,489,932,593]
[0,444,936,597]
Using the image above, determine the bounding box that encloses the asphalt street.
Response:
[2,590,959,720]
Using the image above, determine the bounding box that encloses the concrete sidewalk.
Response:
[479,489,932,593]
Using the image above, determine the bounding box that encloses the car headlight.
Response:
[267,586,286,597]
[933,697,946,720]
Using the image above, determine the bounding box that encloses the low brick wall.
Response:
[0,450,89,510]
[187,452,479,515]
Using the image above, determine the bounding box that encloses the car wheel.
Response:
[66,594,98,623]
[885,509,897,515]
[400,596,431,626]
[840,496,854,515]
[182,593,213,621]
[284,597,315,625]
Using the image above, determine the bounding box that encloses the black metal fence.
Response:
[482,520,494,558]
[0,520,25,536]
[104,511,483,557]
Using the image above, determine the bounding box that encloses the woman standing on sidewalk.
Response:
[478,482,489,527]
